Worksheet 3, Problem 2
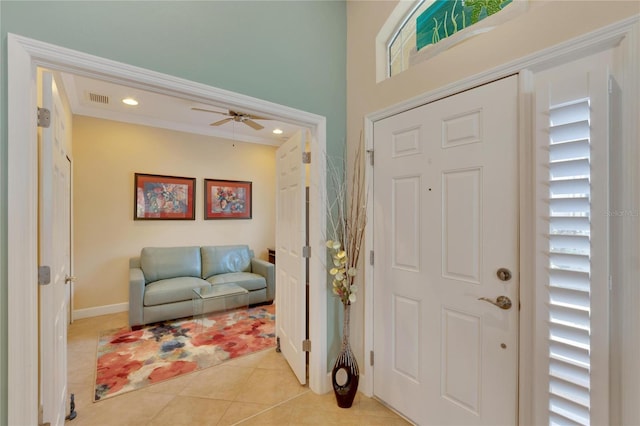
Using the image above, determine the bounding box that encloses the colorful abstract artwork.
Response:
[134,173,195,220]
[416,0,513,51]
[204,179,252,219]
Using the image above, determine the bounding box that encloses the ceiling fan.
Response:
[191,107,270,130]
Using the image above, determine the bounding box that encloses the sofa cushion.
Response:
[144,276,210,306]
[201,245,252,279]
[206,272,266,292]
[141,246,201,283]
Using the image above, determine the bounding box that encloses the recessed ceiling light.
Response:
[272,128,283,135]
[122,97,139,106]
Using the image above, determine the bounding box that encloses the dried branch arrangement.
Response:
[326,137,368,305]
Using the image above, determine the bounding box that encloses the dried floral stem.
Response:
[326,134,368,305]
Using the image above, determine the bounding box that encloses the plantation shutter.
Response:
[548,99,592,425]
[534,51,611,426]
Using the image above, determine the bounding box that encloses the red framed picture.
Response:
[204,179,252,220]
[134,173,196,220]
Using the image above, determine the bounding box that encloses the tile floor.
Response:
[66,311,411,425]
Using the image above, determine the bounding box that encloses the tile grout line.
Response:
[229,389,312,426]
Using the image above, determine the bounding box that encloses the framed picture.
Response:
[204,179,252,220]
[134,173,196,220]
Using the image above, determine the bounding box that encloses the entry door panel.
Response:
[373,76,519,426]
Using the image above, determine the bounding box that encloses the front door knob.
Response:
[478,295,512,310]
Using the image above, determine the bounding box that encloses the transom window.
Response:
[387,0,519,78]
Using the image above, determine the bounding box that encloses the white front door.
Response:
[39,71,71,426]
[275,130,308,384]
[373,76,519,425]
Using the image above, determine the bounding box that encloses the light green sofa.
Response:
[129,244,275,328]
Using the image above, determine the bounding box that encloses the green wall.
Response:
[0,1,346,421]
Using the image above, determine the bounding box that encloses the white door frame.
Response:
[362,16,638,425]
[7,33,329,425]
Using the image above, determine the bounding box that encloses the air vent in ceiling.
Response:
[88,92,109,105]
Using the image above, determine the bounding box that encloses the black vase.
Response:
[332,303,359,408]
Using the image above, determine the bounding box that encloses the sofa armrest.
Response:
[129,267,146,327]
[251,258,275,302]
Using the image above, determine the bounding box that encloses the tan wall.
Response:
[72,116,276,311]
[347,1,639,141]
[346,1,638,365]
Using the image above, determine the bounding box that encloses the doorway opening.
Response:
[8,33,329,425]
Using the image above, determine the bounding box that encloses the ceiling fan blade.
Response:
[227,109,270,121]
[245,113,271,121]
[196,107,267,130]
[210,117,234,126]
[243,119,264,130]
[192,107,228,115]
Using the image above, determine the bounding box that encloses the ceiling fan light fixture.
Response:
[272,128,284,135]
[193,107,270,131]
[122,97,139,106]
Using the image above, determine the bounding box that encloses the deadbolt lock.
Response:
[496,268,512,282]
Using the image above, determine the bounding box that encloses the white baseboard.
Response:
[73,302,128,320]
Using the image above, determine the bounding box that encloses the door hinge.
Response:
[370,350,374,366]
[302,152,311,164]
[37,107,51,128]
[366,149,374,166]
[302,246,311,258]
[369,250,374,266]
[38,265,51,285]
[609,275,613,291]
[608,76,613,94]
[302,339,311,352]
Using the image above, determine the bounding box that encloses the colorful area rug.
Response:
[94,304,275,401]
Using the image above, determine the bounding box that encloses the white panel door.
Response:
[39,71,71,426]
[373,76,519,425]
[275,130,307,384]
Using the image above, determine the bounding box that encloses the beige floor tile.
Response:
[179,364,254,401]
[235,367,307,406]
[288,405,362,424]
[286,390,345,412]
[66,311,410,426]
[354,396,402,418]
[355,415,412,425]
[65,381,95,413]
[67,350,98,387]
[140,372,195,396]
[147,395,231,426]
[216,401,273,426]
[235,404,295,425]
[67,333,100,353]
[66,390,174,426]
[226,347,288,370]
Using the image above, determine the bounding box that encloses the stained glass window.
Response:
[388,0,516,77]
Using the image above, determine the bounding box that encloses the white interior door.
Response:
[65,156,73,325]
[39,71,71,426]
[373,76,519,425]
[275,130,307,384]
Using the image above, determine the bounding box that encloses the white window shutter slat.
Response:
[546,96,592,426]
